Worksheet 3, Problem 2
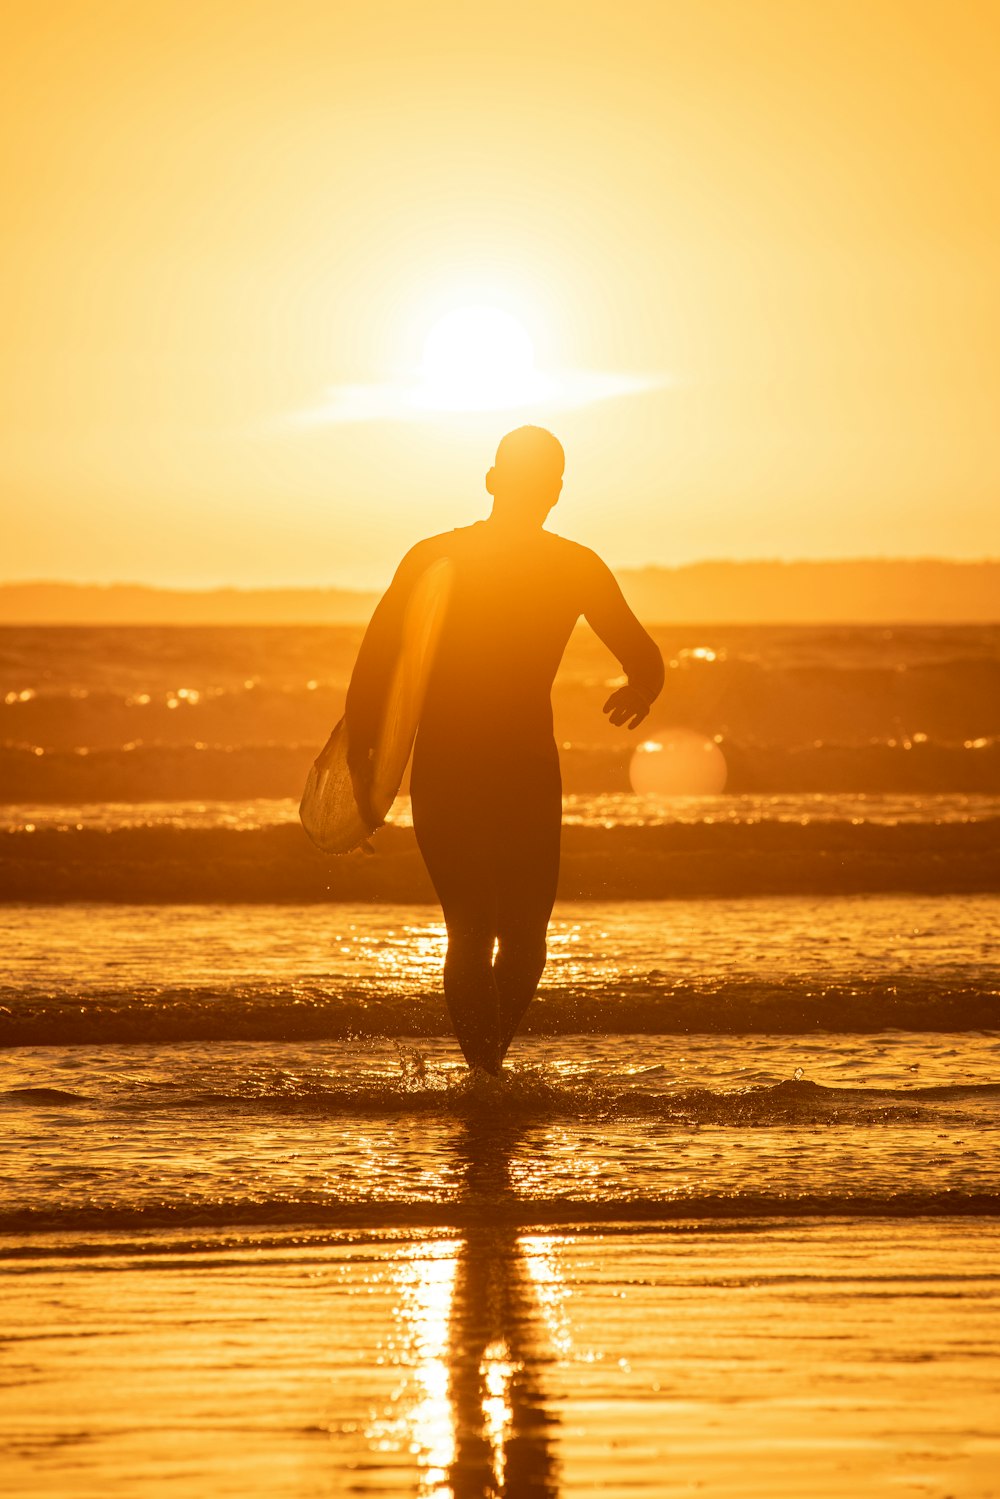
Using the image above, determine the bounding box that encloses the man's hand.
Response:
[602,685,651,730]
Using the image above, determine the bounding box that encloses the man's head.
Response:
[485,426,565,523]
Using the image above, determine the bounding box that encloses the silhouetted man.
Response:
[345,426,664,1074]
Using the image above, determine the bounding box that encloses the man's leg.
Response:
[493,900,552,1062]
[412,785,503,1073]
[493,765,562,1061]
[441,898,502,1073]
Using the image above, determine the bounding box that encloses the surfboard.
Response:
[299,556,453,854]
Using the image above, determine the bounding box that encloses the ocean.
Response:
[1,623,998,1496]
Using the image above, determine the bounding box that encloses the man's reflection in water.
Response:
[447,1115,560,1498]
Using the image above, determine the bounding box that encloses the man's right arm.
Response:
[579,549,664,729]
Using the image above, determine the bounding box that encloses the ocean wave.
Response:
[4,1036,996,1239]
[2,1190,998,1238]
[6,1072,997,1118]
[3,817,999,901]
[2,739,1000,802]
[5,791,1000,832]
[3,626,1000,811]
[2,975,997,1045]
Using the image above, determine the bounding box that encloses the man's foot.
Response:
[468,1063,503,1087]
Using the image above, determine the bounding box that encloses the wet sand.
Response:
[2,1218,998,1498]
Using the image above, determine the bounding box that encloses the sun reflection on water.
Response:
[363,1123,568,1495]
[370,922,448,983]
[522,1236,574,1361]
[480,1337,520,1491]
[367,1240,458,1494]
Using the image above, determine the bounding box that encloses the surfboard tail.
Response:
[298,718,371,854]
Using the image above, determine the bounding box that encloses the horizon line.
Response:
[3,556,1000,594]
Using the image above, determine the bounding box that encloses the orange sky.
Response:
[3,0,999,586]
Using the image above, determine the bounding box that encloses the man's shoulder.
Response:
[395,529,464,574]
[400,525,607,578]
[410,524,483,557]
[541,531,607,574]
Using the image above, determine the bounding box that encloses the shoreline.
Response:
[5,1199,1000,1240]
[3,1218,998,1498]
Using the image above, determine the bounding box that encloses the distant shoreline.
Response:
[1,559,998,624]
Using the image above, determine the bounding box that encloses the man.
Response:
[345,426,664,1075]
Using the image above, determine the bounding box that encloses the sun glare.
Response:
[416,304,545,413]
[630,729,728,797]
[422,306,535,383]
[300,296,664,424]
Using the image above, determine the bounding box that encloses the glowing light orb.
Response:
[417,305,541,411]
[629,729,728,797]
[422,305,535,382]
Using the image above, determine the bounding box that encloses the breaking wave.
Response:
[2,973,998,1045]
[4,817,1000,900]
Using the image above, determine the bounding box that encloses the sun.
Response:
[301,298,663,423]
[415,304,544,412]
[421,305,535,383]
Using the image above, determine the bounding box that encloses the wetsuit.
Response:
[345,519,663,1071]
